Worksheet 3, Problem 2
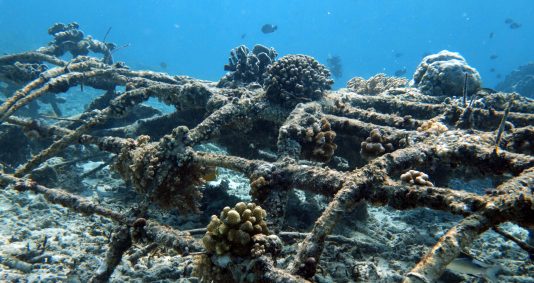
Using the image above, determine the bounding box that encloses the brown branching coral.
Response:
[310,118,337,162]
[276,103,337,162]
[400,170,434,186]
[360,128,394,160]
[1,23,533,283]
[250,176,271,203]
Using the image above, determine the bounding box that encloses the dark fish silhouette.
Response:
[496,74,502,79]
[326,55,343,79]
[509,22,522,29]
[261,24,277,34]
[160,62,168,69]
[394,68,407,76]
[490,68,496,73]
[489,54,498,60]
[489,32,494,38]
[505,18,522,29]
[241,33,247,39]
[394,52,403,58]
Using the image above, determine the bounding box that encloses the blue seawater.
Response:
[1,0,532,89]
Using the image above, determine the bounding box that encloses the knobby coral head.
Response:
[264,54,333,107]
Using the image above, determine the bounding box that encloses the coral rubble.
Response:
[347,73,407,95]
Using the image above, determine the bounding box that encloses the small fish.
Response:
[160,62,168,69]
[446,253,500,283]
[490,68,496,73]
[504,18,514,24]
[394,52,403,58]
[496,74,502,79]
[394,68,407,76]
[241,33,246,39]
[261,24,277,34]
[489,54,498,60]
[326,55,343,79]
[489,32,494,38]
[509,22,522,29]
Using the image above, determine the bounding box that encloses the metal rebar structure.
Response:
[0,23,533,282]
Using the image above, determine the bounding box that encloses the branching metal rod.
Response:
[492,226,534,256]
[404,214,493,283]
[0,173,202,254]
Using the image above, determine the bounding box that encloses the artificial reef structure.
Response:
[0,23,533,282]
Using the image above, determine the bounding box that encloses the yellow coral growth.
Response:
[400,170,434,186]
[202,202,269,256]
[250,176,270,202]
[202,167,218,182]
[312,118,337,162]
[417,119,448,134]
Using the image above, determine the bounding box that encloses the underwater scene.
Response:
[0,0,533,282]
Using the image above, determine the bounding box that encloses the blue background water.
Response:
[1,0,532,89]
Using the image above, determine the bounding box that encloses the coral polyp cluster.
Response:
[202,202,269,256]
[264,54,333,105]
[360,128,394,160]
[400,170,434,186]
